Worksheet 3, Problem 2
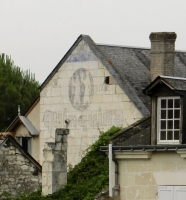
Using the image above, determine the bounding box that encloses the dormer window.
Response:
[157,97,181,144]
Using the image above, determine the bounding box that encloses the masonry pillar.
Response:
[42,128,69,195]
[149,32,177,81]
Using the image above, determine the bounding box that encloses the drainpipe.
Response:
[112,153,120,197]
[109,143,113,197]
[109,143,120,198]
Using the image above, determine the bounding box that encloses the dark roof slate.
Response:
[144,76,186,95]
[111,116,151,146]
[40,35,186,117]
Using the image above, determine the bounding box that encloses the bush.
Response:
[3,126,121,200]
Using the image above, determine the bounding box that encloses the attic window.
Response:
[104,76,117,85]
[17,137,31,154]
[157,97,181,144]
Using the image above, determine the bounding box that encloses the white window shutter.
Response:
[158,186,174,200]
[174,186,186,200]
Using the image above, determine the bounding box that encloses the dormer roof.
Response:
[144,76,186,95]
[6,116,39,136]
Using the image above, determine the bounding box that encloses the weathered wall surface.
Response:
[40,40,143,165]
[42,128,68,195]
[117,151,186,200]
[26,100,40,132]
[0,141,41,196]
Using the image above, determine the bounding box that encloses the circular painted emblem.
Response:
[69,68,94,111]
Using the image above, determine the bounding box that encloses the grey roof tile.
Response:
[40,35,186,117]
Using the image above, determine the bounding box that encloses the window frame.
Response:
[157,96,181,144]
[17,137,32,155]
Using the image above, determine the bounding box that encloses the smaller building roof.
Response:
[6,116,39,136]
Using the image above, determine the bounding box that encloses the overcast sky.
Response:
[1,0,186,83]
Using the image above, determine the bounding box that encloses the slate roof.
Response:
[144,76,186,95]
[40,35,186,117]
[111,115,151,146]
[6,116,39,136]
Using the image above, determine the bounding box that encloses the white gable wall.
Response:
[40,40,143,165]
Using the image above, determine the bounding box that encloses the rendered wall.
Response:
[0,141,41,196]
[40,40,143,165]
[117,151,186,200]
[26,100,40,132]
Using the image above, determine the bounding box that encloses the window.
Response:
[17,137,31,154]
[157,97,181,144]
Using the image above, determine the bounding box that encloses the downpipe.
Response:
[109,143,120,198]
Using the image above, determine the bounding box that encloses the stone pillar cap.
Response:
[149,32,177,41]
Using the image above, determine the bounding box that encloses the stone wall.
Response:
[0,138,41,196]
[40,39,143,165]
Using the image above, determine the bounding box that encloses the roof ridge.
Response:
[97,43,150,50]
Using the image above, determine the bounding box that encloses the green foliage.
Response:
[1,126,120,200]
[50,126,121,200]
[0,54,40,130]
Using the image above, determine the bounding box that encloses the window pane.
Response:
[174,99,180,108]
[161,120,166,129]
[168,110,173,119]
[161,110,166,119]
[174,110,180,118]
[167,131,173,140]
[174,131,179,140]
[160,131,166,140]
[174,120,180,129]
[161,99,166,108]
[168,99,173,108]
[168,120,173,129]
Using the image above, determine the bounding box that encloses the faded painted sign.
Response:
[69,68,94,111]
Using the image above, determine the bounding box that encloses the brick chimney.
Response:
[149,32,177,81]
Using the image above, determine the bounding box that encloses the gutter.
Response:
[100,144,186,152]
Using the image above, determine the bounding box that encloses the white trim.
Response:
[114,151,152,159]
[160,76,186,81]
[157,96,181,144]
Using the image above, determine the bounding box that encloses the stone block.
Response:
[91,69,104,77]
[42,162,53,172]
[120,173,135,186]
[161,159,176,171]
[135,172,156,185]
[105,85,116,95]
[8,150,15,155]
[58,172,67,185]
[144,186,157,199]
[112,94,123,102]
[21,164,29,170]
[127,161,148,172]
[126,186,145,200]
[43,97,53,105]
[87,61,99,69]
[116,85,123,94]
[51,87,60,97]
[104,69,111,77]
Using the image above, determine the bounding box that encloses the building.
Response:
[101,32,186,200]
[6,32,186,169]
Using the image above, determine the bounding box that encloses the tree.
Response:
[0,54,40,131]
